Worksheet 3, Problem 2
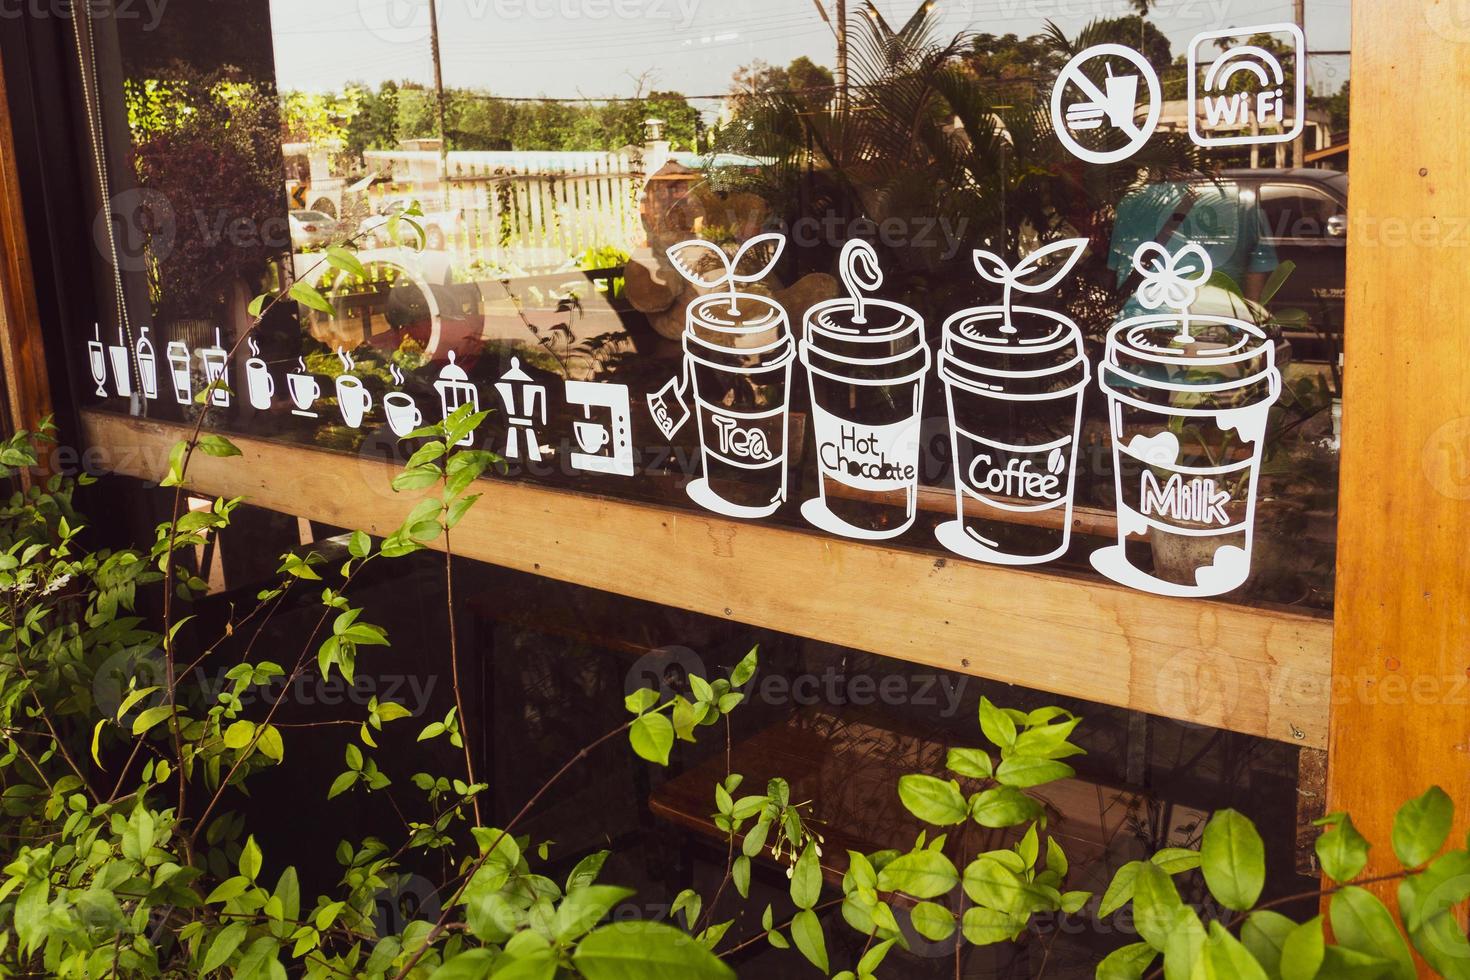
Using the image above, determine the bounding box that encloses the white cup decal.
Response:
[800,240,929,541]
[1091,242,1284,598]
[935,239,1091,566]
[245,336,274,411]
[655,234,794,520]
[334,348,373,429]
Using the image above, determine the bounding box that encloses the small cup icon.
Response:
[384,392,423,438]
[575,420,611,454]
[289,372,321,418]
[336,375,374,429]
[245,358,275,410]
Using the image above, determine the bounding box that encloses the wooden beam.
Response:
[81,409,1333,747]
[1328,0,1470,917]
[0,44,53,443]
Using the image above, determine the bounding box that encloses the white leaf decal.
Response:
[1010,238,1089,295]
[730,232,786,285]
[666,239,733,289]
[972,249,1010,286]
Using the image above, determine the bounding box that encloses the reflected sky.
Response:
[269,0,1351,100]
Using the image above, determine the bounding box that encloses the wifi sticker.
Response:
[1187,24,1306,149]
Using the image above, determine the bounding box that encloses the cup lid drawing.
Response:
[436,349,469,386]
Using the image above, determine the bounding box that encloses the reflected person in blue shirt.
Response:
[1108,179,1278,316]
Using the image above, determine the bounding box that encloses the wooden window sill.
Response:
[81,408,1333,748]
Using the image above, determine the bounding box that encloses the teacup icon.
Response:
[575,420,611,454]
[288,372,321,418]
[384,392,423,438]
[336,375,373,429]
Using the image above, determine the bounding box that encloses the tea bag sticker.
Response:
[646,372,690,442]
[1092,241,1285,598]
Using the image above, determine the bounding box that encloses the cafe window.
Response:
[2,0,1408,976]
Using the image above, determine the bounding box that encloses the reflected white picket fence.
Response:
[362,149,648,273]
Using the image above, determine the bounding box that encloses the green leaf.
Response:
[979,696,1017,749]
[730,647,759,686]
[995,754,1074,788]
[1194,921,1269,979]
[240,835,263,882]
[897,774,969,826]
[791,908,828,973]
[573,920,735,980]
[858,938,896,975]
[629,713,675,766]
[223,720,255,750]
[946,748,993,779]
[1200,809,1265,912]
[1316,812,1371,882]
[1241,910,1296,976]
[326,246,368,282]
[961,907,1023,946]
[970,786,1041,828]
[91,719,106,769]
[962,855,1034,916]
[348,531,371,558]
[554,885,635,941]
[1329,886,1416,980]
[1318,946,1396,980]
[1150,848,1203,876]
[1161,906,1206,980]
[1096,942,1158,979]
[791,842,822,909]
[910,901,956,942]
[624,689,659,715]
[327,771,358,799]
[427,949,501,980]
[1260,260,1297,305]
[1279,915,1326,980]
[733,855,751,898]
[131,704,175,736]
[1409,909,1470,980]
[197,434,242,458]
[201,921,247,973]
[248,293,270,317]
[289,281,335,314]
[1392,786,1454,868]
[1100,861,1145,917]
[875,849,958,900]
[256,725,284,762]
[1131,861,1185,950]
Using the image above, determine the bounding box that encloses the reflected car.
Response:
[358,197,464,252]
[1114,169,1347,362]
[288,210,339,249]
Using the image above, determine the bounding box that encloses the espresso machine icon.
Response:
[494,358,546,461]
[566,381,634,477]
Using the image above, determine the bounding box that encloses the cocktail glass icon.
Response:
[167,341,191,404]
[86,324,107,397]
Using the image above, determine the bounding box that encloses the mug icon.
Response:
[288,372,321,418]
[384,392,423,438]
[246,358,275,411]
[336,375,374,429]
[575,420,611,454]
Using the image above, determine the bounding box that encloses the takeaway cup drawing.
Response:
[86,324,107,397]
[108,327,133,398]
[244,336,274,411]
[287,358,321,418]
[200,328,230,408]
[650,233,794,519]
[384,364,424,438]
[936,239,1091,566]
[135,326,157,400]
[799,240,930,540]
[1091,241,1283,598]
[334,348,373,429]
[166,341,191,405]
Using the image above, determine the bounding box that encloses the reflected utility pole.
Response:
[429,0,450,205]
[836,0,848,114]
[1293,0,1305,167]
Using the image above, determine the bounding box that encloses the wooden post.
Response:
[1327,0,1470,917]
[0,45,53,446]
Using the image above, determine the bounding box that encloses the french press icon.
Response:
[434,350,481,447]
[494,357,547,461]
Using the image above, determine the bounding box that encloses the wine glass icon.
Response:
[87,323,107,397]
